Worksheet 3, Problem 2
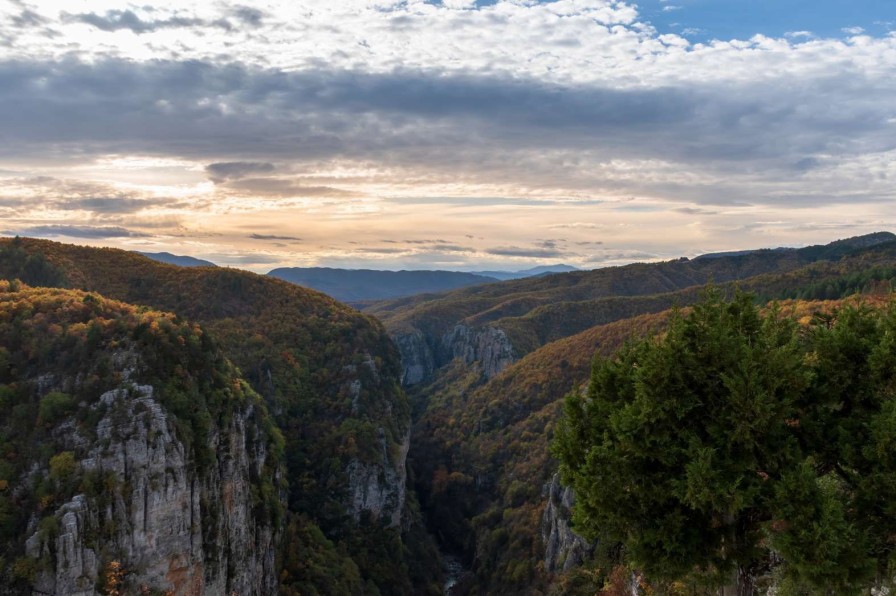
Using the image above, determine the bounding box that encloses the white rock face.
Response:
[394,330,436,386]
[393,324,515,386]
[26,383,278,596]
[340,351,410,528]
[347,428,411,528]
[541,473,593,575]
[442,324,515,379]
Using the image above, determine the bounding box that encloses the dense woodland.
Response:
[2,233,896,594]
[0,237,441,595]
[0,282,283,591]
[374,233,896,595]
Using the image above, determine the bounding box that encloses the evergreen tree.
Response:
[554,289,896,594]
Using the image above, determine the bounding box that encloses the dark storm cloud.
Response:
[206,161,275,182]
[5,225,151,238]
[0,58,893,206]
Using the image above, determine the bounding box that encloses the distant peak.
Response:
[138,251,217,268]
[515,264,579,275]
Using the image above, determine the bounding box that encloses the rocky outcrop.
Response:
[25,378,278,595]
[394,324,515,386]
[541,473,594,575]
[347,429,411,528]
[442,324,515,379]
[394,330,436,386]
[341,353,410,527]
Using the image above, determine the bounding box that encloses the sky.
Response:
[0,0,895,272]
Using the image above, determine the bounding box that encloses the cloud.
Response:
[6,225,151,239]
[222,178,357,198]
[249,233,302,241]
[11,9,47,28]
[206,161,276,182]
[354,247,408,254]
[487,245,569,258]
[0,1,894,269]
[64,10,208,34]
[548,223,605,229]
[205,252,283,266]
[0,176,183,215]
[675,207,718,215]
[231,6,264,27]
[426,243,473,253]
[63,197,175,214]
[0,58,892,211]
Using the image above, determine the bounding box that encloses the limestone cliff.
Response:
[541,473,593,575]
[23,372,278,595]
[441,324,515,380]
[0,286,282,595]
[394,323,515,386]
[394,330,436,386]
[346,428,410,528]
[343,353,411,527]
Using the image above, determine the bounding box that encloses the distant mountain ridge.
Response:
[470,264,580,280]
[694,232,896,260]
[268,267,499,302]
[267,264,580,303]
[138,251,217,267]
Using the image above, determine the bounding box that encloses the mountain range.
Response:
[137,254,581,304]
[267,264,580,303]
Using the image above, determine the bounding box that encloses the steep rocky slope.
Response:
[0,237,441,595]
[393,235,896,594]
[413,294,895,594]
[0,283,281,595]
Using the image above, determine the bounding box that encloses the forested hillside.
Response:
[382,233,896,594]
[0,237,441,595]
[369,234,896,375]
[0,282,282,594]
[4,233,896,595]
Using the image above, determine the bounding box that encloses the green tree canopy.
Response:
[554,289,896,594]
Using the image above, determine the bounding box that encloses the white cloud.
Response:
[441,0,476,8]
[3,0,892,88]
